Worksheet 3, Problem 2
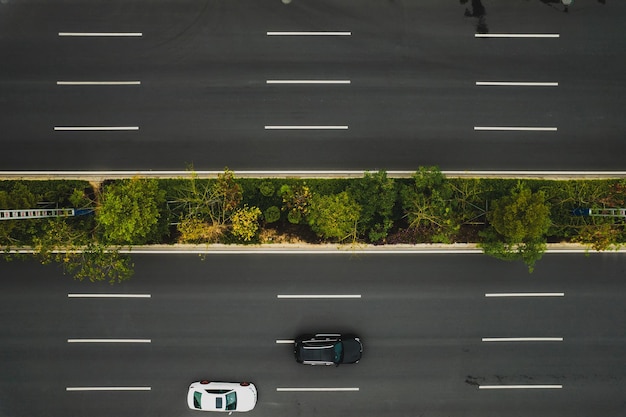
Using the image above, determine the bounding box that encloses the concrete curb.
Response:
[1,170,626,180]
[6,243,625,254]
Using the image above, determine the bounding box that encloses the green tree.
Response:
[0,183,39,246]
[280,184,312,224]
[401,167,461,243]
[33,218,133,284]
[96,178,166,245]
[231,205,262,242]
[307,192,361,241]
[173,169,243,242]
[348,171,397,242]
[481,185,551,272]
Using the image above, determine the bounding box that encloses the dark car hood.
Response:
[341,338,363,364]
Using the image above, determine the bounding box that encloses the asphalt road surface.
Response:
[1,0,625,171]
[1,253,625,417]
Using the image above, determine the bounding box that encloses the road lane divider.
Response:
[57,81,141,86]
[68,293,151,298]
[277,294,361,299]
[66,386,151,391]
[474,126,557,132]
[482,337,563,342]
[67,339,151,343]
[485,293,564,298]
[479,385,562,389]
[276,387,359,392]
[276,340,295,344]
[59,32,142,37]
[267,31,351,36]
[54,126,139,131]
[265,125,348,130]
[267,80,350,84]
[475,34,559,38]
[476,81,558,87]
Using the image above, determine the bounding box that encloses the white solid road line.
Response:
[475,34,559,38]
[68,293,151,298]
[66,387,151,391]
[58,32,142,37]
[275,340,295,344]
[479,385,562,389]
[277,294,361,299]
[265,125,348,130]
[474,126,557,132]
[54,126,139,131]
[476,81,558,87]
[267,80,351,84]
[3,170,626,179]
[67,339,151,343]
[482,337,563,342]
[485,293,564,297]
[57,81,141,86]
[267,31,351,36]
[276,387,359,392]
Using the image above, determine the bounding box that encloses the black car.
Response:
[294,333,363,366]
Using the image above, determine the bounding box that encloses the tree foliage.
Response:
[307,192,361,241]
[97,178,165,245]
[481,184,551,272]
[401,167,461,243]
[33,218,132,284]
[348,171,397,242]
[231,205,262,242]
[0,183,39,246]
[173,169,243,241]
[280,184,312,224]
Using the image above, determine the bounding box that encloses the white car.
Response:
[187,380,257,413]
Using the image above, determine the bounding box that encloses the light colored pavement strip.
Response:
[265,125,348,130]
[68,293,151,298]
[57,81,141,85]
[474,126,557,131]
[67,339,151,343]
[485,293,564,297]
[59,32,142,37]
[267,80,350,84]
[66,387,151,391]
[277,294,361,299]
[475,34,559,38]
[54,126,139,131]
[276,340,295,344]
[276,388,359,392]
[2,170,626,179]
[7,247,626,254]
[267,31,351,36]
[476,81,558,87]
[479,385,562,389]
[482,337,563,342]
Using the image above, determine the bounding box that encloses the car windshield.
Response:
[225,391,237,410]
[333,342,344,363]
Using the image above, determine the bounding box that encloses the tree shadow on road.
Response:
[460,0,488,34]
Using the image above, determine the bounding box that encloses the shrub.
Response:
[260,181,275,197]
[231,206,262,242]
[264,206,281,223]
